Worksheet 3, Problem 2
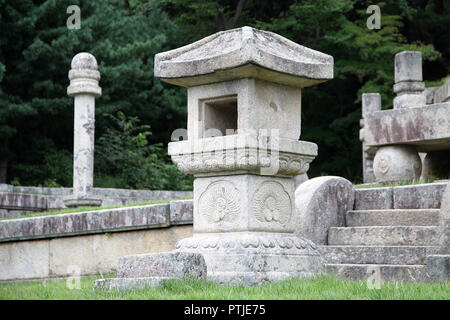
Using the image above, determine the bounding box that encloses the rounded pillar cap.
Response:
[71,52,98,70]
[68,52,101,97]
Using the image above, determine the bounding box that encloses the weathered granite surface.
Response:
[0,192,47,211]
[363,102,450,151]
[328,226,438,246]
[426,181,450,281]
[354,187,393,210]
[346,209,440,227]
[434,80,450,103]
[294,176,354,245]
[169,200,193,225]
[176,232,322,285]
[192,175,295,233]
[321,245,435,265]
[169,134,317,176]
[65,53,102,207]
[0,184,192,199]
[360,93,381,183]
[0,203,174,242]
[0,183,192,218]
[354,182,448,210]
[155,26,333,88]
[393,182,448,209]
[326,264,426,282]
[117,251,206,279]
[373,146,422,183]
[437,183,450,253]
[393,51,426,109]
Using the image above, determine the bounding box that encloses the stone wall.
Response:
[0,183,192,219]
[0,200,193,281]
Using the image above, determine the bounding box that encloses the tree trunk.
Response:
[0,159,7,184]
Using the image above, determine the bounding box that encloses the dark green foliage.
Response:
[163,0,449,182]
[0,0,188,188]
[0,0,449,186]
[95,112,193,190]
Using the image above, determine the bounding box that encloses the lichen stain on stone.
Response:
[405,117,425,141]
[391,117,405,142]
[371,117,388,143]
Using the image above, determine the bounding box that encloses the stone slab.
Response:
[1,185,192,200]
[346,209,440,227]
[321,245,435,265]
[0,209,29,219]
[426,255,450,281]
[169,200,193,225]
[294,176,354,245]
[155,26,333,88]
[117,251,207,279]
[326,263,426,282]
[328,226,439,246]
[0,192,47,211]
[0,204,170,242]
[354,187,393,210]
[434,80,450,103]
[393,182,447,209]
[363,103,450,151]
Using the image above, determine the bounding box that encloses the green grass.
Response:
[0,198,192,221]
[0,275,448,300]
[425,74,450,87]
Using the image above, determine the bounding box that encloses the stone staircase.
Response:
[321,196,440,281]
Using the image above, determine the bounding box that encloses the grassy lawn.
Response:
[0,275,448,300]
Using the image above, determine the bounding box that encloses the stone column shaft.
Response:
[73,94,96,196]
[393,51,426,109]
[360,93,381,183]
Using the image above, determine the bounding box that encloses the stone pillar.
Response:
[427,182,450,281]
[393,51,426,109]
[360,93,381,183]
[64,53,102,208]
[371,52,425,184]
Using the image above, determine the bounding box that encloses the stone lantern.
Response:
[154,27,334,284]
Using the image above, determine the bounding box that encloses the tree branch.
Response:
[230,0,246,29]
[215,2,228,30]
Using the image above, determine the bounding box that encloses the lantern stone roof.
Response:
[155,26,333,88]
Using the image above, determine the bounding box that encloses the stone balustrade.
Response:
[360,51,450,183]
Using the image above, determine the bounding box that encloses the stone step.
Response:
[346,209,440,227]
[328,226,438,246]
[353,182,448,210]
[325,263,426,282]
[320,245,437,265]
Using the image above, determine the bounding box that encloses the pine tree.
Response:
[0,0,186,186]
